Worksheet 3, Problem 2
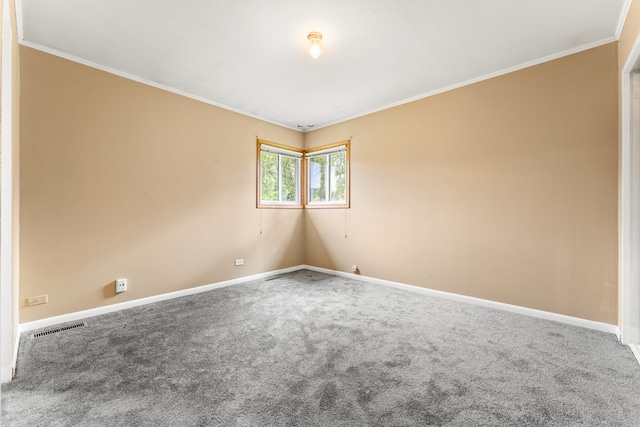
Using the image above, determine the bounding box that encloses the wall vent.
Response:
[32,322,87,338]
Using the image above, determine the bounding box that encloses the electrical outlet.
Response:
[27,295,48,306]
[235,259,244,266]
[115,278,127,293]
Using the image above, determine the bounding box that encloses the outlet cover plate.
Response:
[115,278,127,293]
[27,295,48,306]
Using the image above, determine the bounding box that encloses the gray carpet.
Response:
[2,270,640,426]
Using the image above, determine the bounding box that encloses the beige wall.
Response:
[305,43,619,324]
[19,39,621,324]
[19,47,304,322]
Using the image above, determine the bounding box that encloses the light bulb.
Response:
[308,32,322,59]
[309,41,321,59]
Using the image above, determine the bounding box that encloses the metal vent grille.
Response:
[32,322,87,338]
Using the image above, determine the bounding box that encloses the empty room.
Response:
[2,0,640,425]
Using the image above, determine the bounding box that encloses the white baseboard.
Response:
[0,331,18,384]
[11,327,19,376]
[0,366,11,383]
[19,265,306,333]
[630,344,640,365]
[17,264,620,341]
[302,265,619,335]
[0,324,19,384]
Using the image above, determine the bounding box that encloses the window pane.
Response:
[309,156,327,202]
[281,156,298,202]
[329,152,346,202]
[258,139,347,208]
[261,152,279,201]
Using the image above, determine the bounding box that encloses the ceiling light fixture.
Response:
[308,32,322,59]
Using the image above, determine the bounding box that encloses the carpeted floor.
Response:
[2,270,640,426]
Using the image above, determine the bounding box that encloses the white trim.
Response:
[20,264,621,336]
[11,327,19,376]
[309,37,617,132]
[17,41,302,133]
[15,0,23,42]
[620,59,631,343]
[15,265,626,365]
[302,265,619,335]
[1,0,15,384]
[260,145,303,158]
[620,31,640,345]
[0,367,11,384]
[19,266,305,333]
[631,344,640,365]
[305,145,347,158]
[616,0,633,40]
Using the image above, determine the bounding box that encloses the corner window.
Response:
[257,140,303,208]
[305,141,349,208]
[256,139,350,209]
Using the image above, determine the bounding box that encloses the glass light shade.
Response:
[309,40,321,59]
[308,32,322,59]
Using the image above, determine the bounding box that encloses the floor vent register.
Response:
[32,322,87,338]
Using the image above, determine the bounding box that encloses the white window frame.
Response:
[305,141,350,208]
[257,140,303,208]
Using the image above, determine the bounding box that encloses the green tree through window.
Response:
[329,152,346,202]
[257,139,349,208]
[260,152,278,202]
[258,140,302,207]
[309,156,326,202]
[306,142,349,207]
[281,156,297,202]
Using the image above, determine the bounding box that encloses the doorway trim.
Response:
[0,0,14,383]
[620,32,640,358]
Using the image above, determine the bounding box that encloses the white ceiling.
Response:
[18,0,630,132]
